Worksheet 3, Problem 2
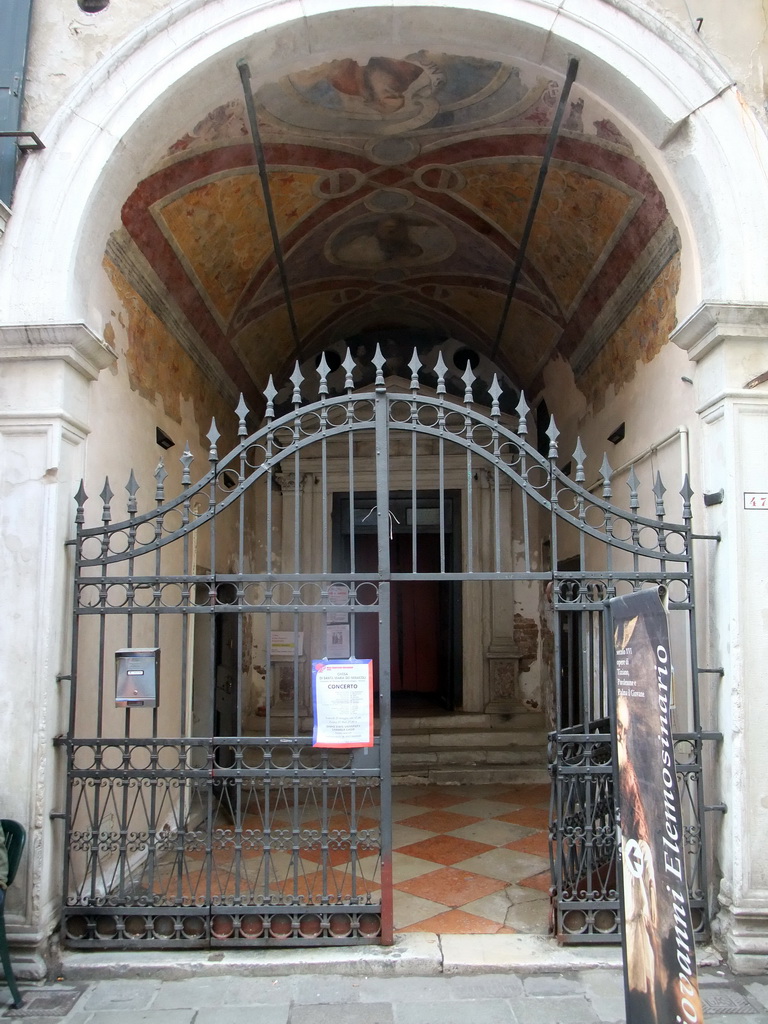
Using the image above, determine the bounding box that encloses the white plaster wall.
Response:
[0,336,107,967]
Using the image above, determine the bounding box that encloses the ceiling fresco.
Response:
[107,50,680,408]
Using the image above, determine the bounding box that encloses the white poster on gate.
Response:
[311,659,373,748]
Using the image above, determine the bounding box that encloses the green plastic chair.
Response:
[0,820,26,1009]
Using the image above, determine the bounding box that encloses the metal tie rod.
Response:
[237,59,303,359]
[492,56,579,357]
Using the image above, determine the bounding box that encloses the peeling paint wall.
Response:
[103,259,236,449]
[577,252,682,413]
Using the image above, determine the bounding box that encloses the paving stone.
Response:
[81,979,163,1010]
[523,973,586,996]
[511,995,599,1024]
[289,1003,393,1024]
[444,972,525,999]
[196,1008,289,1024]
[393,999,515,1023]
[578,968,626,1020]
[577,969,625,999]
[154,975,294,1008]
[359,976,458,1002]
[746,983,768,1011]
[78,1012,195,1024]
[583,995,626,1022]
[292,974,365,1003]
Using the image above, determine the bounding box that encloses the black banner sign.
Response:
[607,589,704,1024]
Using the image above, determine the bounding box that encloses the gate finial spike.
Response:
[154,459,168,502]
[434,351,448,395]
[516,392,530,436]
[573,437,586,482]
[627,465,640,512]
[600,453,613,499]
[263,376,277,420]
[207,419,220,462]
[74,479,88,526]
[462,361,475,404]
[546,416,560,459]
[290,361,304,406]
[180,444,193,486]
[100,477,113,523]
[409,348,421,391]
[125,470,139,514]
[372,343,386,389]
[342,349,356,392]
[680,474,693,521]
[316,352,330,397]
[489,375,502,418]
[235,394,249,436]
[653,470,667,518]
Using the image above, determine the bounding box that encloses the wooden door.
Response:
[353,533,441,695]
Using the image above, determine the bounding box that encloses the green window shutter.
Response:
[0,0,34,207]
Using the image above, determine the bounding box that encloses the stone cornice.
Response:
[671,302,768,361]
[0,323,116,380]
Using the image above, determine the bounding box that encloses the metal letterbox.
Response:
[115,648,160,708]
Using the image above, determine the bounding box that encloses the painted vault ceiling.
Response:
[107,50,679,408]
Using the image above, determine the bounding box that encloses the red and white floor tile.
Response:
[389,782,552,934]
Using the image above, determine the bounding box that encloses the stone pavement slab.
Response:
[393,1000,515,1023]
[197,1010,288,1024]
[3,948,768,1024]
[290,1005,393,1024]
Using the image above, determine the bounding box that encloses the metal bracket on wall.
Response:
[0,130,44,151]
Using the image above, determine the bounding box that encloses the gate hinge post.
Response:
[49,812,65,820]
[700,731,723,741]
[705,803,727,813]
[691,533,721,541]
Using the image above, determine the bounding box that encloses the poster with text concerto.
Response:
[311,659,374,748]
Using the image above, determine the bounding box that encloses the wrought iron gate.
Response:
[61,346,708,948]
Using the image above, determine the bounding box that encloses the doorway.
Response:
[333,492,462,710]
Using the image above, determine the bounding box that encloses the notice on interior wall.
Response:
[327,583,350,624]
[311,659,373,748]
[270,631,303,658]
[606,588,704,1024]
[326,623,351,659]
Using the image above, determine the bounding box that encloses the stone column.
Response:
[271,468,310,715]
[0,324,115,974]
[672,302,768,972]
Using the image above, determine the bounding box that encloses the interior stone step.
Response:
[392,745,545,767]
[393,766,551,786]
[389,712,544,732]
[392,729,547,751]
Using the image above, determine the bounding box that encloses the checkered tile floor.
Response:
[148,782,552,934]
[390,782,551,934]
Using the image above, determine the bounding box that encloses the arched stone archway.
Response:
[1,0,768,971]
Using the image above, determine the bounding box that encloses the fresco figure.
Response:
[289,57,426,116]
[328,212,454,268]
[257,52,536,137]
